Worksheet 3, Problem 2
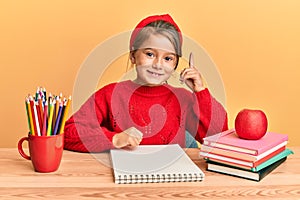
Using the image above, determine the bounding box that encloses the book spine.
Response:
[254,149,293,171]
[207,163,259,181]
[203,141,257,155]
[203,146,286,169]
[200,145,257,161]
[257,157,287,181]
[201,142,287,163]
[256,135,288,155]
[252,147,285,167]
[200,151,254,167]
[203,131,288,156]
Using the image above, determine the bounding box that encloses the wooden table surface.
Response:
[0,147,299,200]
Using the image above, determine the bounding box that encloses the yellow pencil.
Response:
[47,99,55,136]
[25,97,35,135]
[59,96,71,134]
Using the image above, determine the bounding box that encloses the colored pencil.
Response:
[57,98,66,134]
[37,95,44,123]
[41,101,48,136]
[35,87,40,101]
[42,87,47,104]
[24,98,31,132]
[52,95,60,131]
[57,98,66,130]
[33,101,41,136]
[25,97,34,135]
[29,96,38,135]
[36,97,43,131]
[48,93,52,102]
[47,99,55,136]
[53,102,63,135]
[59,96,71,134]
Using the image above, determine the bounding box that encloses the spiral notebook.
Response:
[110,144,205,184]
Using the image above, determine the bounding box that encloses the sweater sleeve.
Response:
[63,89,116,153]
[186,88,228,144]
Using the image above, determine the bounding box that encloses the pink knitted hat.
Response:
[129,14,182,51]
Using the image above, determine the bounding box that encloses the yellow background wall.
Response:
[1,0,299,147]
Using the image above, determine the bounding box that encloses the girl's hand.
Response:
[180,53,205,92]
[112,127,143,149]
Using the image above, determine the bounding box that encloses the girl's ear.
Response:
[130,51,136,64]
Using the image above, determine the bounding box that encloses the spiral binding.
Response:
[116,173,204,184]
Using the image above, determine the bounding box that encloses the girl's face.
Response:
[130,34,177,86]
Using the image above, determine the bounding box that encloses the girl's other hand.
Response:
[112,127,143,149]
[180,52,205,92]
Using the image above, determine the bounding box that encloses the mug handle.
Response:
[18,137,31,160]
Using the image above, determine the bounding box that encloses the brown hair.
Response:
[131,20,182,69]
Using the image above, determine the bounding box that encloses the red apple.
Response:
[234,109,268,140]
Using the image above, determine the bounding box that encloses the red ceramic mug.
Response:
[18,134,64,173]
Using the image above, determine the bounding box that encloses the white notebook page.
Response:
[110,144,205,184]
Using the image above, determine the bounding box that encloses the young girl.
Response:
[64,14,228,152]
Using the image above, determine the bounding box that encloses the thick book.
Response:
[200,140,287,162]
[200,146,285,167]
[206,148,293,172]
[110,144,205,184]
[207,157,287,181]
[203,129,288,155]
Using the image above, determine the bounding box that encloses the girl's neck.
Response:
[133,79,167,87]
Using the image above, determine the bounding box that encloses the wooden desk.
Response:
[0,147,299,200]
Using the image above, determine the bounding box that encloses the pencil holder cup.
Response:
[18,133,64,173]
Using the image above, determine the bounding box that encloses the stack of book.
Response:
[200,129,293,181]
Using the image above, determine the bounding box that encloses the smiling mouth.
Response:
[147,70,163,77]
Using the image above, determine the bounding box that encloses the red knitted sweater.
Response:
[64,80,228,152]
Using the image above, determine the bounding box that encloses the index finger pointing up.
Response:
[189,52,194,68]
